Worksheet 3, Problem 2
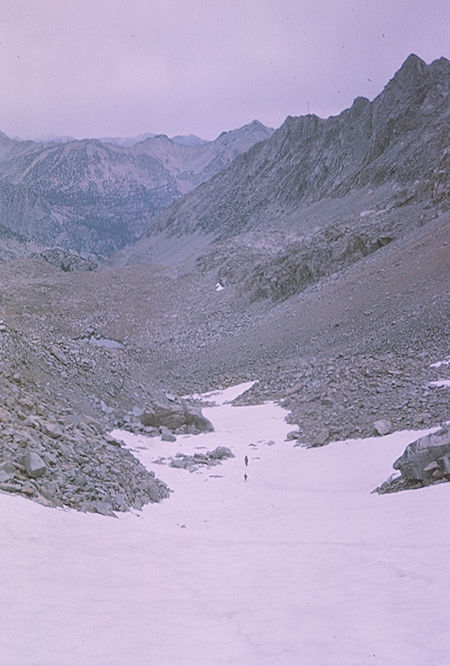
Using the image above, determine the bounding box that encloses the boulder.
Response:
[0,461,15,483]
[393,427,450,481]
[40,421,63,439]
[209,446,234,460]
[141,398,213,433]
[160,426,176,442]
[440,453,450,475]
[373,419,392,436]
[24,451,47,479]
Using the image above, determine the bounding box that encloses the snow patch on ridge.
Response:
[430,357,450,368]
[429,379,450,388]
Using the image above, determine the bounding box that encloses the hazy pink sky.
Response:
[1,0,449,140]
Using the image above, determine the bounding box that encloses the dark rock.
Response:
[24,451,47,478]
[0,461,15,483]
[141,398,213,433]
[440,453,450,476]
[164,446,234,471]
[40,248,97,272]
[311,428,330,447]
[90,501,115,517]
[393,427,450,482]
[209,446,234,460]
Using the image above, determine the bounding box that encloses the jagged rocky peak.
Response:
[392,53,427,84]
[380,53,449,104]
[350,96,370,114]
[114,52,448,276]
[215,119,274,142]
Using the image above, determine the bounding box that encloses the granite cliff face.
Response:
[0,121,273,256]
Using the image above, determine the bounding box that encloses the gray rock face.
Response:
[156,446,234,472]
[39,247,97,272]
[0,358,171,513]
[119,54,449,278]
[24,451,47,478]
[373,419,392,436]
[160,426,177,442]
[393,427,450,481]
[0,461,15,483]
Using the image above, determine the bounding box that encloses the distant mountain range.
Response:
[14,131,209,147]
[0,121,273,256]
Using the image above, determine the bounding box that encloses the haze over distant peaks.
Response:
[0,119,274,256]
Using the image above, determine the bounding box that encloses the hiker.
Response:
[244,455,248,467]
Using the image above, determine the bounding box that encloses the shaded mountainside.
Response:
[116,54,449,296]
[0,121,273,257]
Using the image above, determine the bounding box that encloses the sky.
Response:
[1,0,449,141]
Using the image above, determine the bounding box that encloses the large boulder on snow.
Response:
[141,398,213,434]
[393,426,450,482]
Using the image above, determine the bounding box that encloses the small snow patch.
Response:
[429,380,450,388]
[89,335,123,349]
[215,282,224,292]
[430,357,450,368]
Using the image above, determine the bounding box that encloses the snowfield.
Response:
[1,383,449,666]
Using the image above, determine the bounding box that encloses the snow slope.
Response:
[1,383,449,665]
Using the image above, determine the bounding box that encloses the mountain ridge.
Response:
[0,121,274,256]
[111,54,448,281]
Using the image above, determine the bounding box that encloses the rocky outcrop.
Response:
[0,318,171,514]
[218,222,395,303]
[141,397,214,434]
[375,426,450,493]
[393,426,450,482]
[38,247,97,272]
[154,446,234,472]
[0,391,170,514]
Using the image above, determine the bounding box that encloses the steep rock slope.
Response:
[0,121,273,256]
[118,54,449,295]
